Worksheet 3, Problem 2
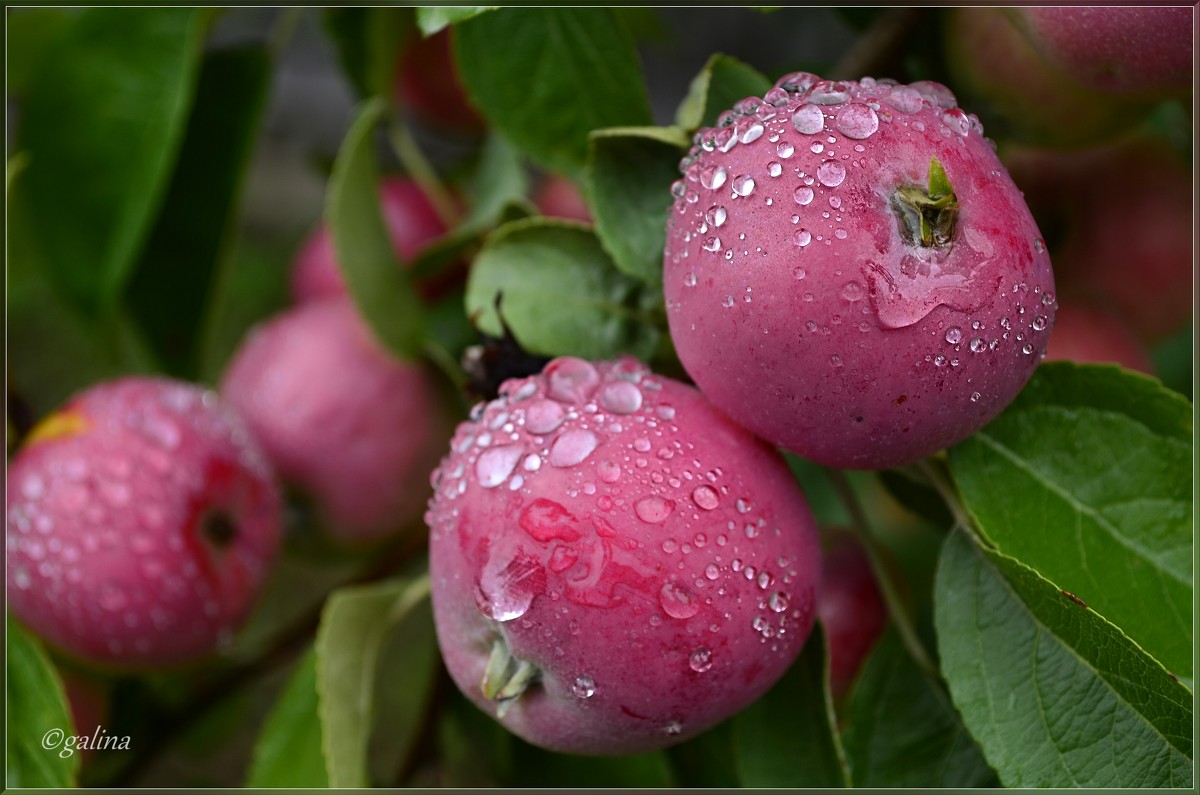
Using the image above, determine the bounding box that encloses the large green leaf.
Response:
[462,132,531,234]
[935,530,1193,788]
[327,98,425,361]
[842,631,997,787]
[18,7,207,314]
[6,618,79,788]
[733,624,849,787]
[323,7,411,99]
[5,7,74,96]
[415,6,497,37]
[674,53,773,131]
[126,44,271,377]
[465,219,662,361]
[949,362,1193,679]
[455,8,653,178]
[315,575,436,788]
[585,126,687,286]
[246,647,329,788]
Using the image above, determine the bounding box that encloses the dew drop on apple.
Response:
[791,104,825,135]
[776,141,795,158]
[635,495,675,524]
[600,381,643,415]
[659,581,700,619]
[816,160,846,187]
[702,236,722,252]
[731,174,755,197]
[549,430,598,468]
[794,230,812,247]
[704,563,720,580]
[945,326,963,344]
[835,103,879,139]
[1032,315,1047,331]
[691,485,719,510]
[700,165,727,191]
[794,186,814,206]
[689,647,714,673]
[570,675,597,699]
[476,444,524,488]
[525,400,565,434]
[769,591,790,612]
[705,205,727,228]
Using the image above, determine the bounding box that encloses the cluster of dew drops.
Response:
[7,384,267,657]
[666,72,1057,381]
[427,358,807,713]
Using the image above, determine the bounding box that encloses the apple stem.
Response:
[481,636,539,718]
[891,157,959,248]
[828,469,939,679]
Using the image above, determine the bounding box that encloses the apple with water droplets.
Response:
[426,356,821,755]
[5,378,282,667]
[664,73,1057,470]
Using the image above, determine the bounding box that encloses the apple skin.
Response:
[664,73,1057,470]
[290,178,448,305]
[427,356,821,755]
[6,378,282,668]
[221,298,451,544]
[817,532,887,697]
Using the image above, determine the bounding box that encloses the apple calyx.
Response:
[892,157,959,248]
[481,636,540,718]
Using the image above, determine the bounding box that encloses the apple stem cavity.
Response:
[481,636,540,718]
[892,157,959,248]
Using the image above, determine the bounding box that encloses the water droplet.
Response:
[831,354,843,367]
[476,546,545,622]
[769,592,789,612]
[816,160,846,187]
[941,108,970,136]
[597,459,621,483]
[739,121,764,144]
[842,281,864,302]
[572,675,596,698]
[525,400,565,434]
[1041,291,1056,307]
[793,186,814,206]
[793,267,806,280]
[722,295,735,308]
[735,498,752,514]
[1032,315,1047,331]
[834,227,848,240]
[549,430,599,467]
[524,454,542,472]
[808,80,852,104]
[692,485,719,510]
[791,104,825,135]
[700,165,727,191]
[705,205,727,228]
[663,720,683,736]
[659,582,700,619]
[731,174,755,197]
[600,381,643,415]
[635,495,676,524]
[546,358,600,403]
[945,327,963,344]
[704,564,720,580]
[689,647,714,673]
[969,337,987,353]
[683,272,697,287]
[1022,343,1034,355]
[835,103,879,139]
[767,161,782,178]
[702,236,722,252]
[794,229,812,247]
[476,444,524,488]
[776,142,795,160]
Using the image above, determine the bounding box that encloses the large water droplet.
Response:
[767,161,782,178]
[885,86,924,113]
[769,591,790,612]
[691,485,719,511]
[549,430,599,468]
[702,236,722,252]
[600,381,643,415]
[546,358,600,404]
[689,647,714,673]
[776,141,795,159]
[793,186,814,206]
[794,229,812,247]
[816,160,846,187]
[835,103,879,139]
[705,205,727,228]
[791,104,825,135]
[731,174,755,197]
[525,400,565,435]
[842,281,864,302]
[700,166,727,191]
[635,495,676,524]
[659,582,700,619]
[476,545,546,622]
[1032,315,1047,331]
[945,327,963,344]
[476,444,524,488]
[572,675,596,698]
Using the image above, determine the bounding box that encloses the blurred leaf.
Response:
[877,469,954,529]
[675,53,772,131]
[455,8,653,179]
[465,219,662,361]
[434,685,514,787]
[327,98,425,360]
[949,362,1193,679]
[415,6,497,37]
[324,7,411,99]
[585,126,686,286]
[410,198,534,288]
[935,530,1193,787]
[842,631,996,787]
[247,647,328,787]
[315,575,434,788]
[5,7,74,96]
[126,44,271,377]
[1151,323,1194,401]
[783,453,851,527]
[666,719,739,787]
[463,132,531,234]
[18,7,206,314]
[733,624,849,787]
[6,617,79,788]
[511,742,675,787]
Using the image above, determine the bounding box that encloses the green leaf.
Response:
[18,8,206,314]
[667,720,739,788]
[675,53,772,131]
[465,219,662,361]
[935,530,1193,788]
[5,7,74,96]
[415,6,497,37]
[323,7,411,99]
[462,132,531,234]
[327,98,425,360]
[455,8,653,179]
[949,362,1193,679]
[6,618,79,788]
[928,156,953,198]
[434,686,514,787]
[1151,323,1194,401]
[585,126,687,286]
[842,631,997,787]
[733,623,849,787]
[246,647,329,788]
[125,44,271,377]
[315,575,435,788]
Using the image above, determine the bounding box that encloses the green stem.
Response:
[386,119,463,230]
[915,456,986,545]
[828,469,939,678]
